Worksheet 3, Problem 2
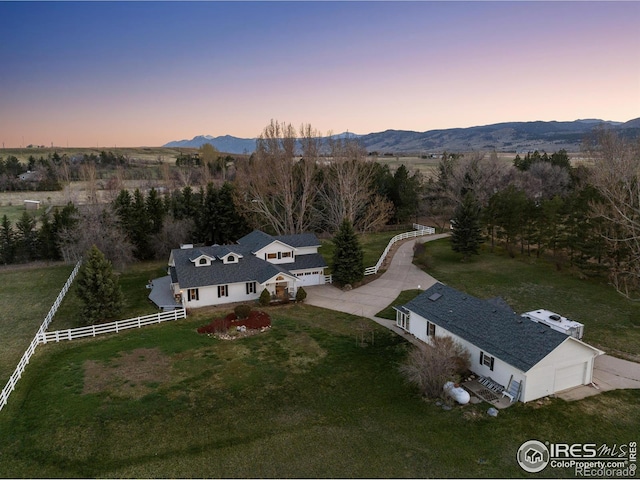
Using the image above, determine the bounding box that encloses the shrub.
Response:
[295,287,307,303]
[399,336,470,399]
[259,288,271,306]
[234,304,251,319]
[197,310,271,334]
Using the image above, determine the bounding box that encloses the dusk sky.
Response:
[1,1,639,148]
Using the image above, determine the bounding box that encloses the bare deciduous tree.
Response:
[151,217,195,260]
[235,120,320,234]
[399,336,470,399]
[514,161,570,200]
[319,137,393,233]
[58,205,134,270]
[80,160,98,204]
[441,152,513,207]
[586,130,640,299]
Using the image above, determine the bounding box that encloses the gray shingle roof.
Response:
[288,253,327,270]
[170,234,324,289]
[274,233,321,248]
[171,244,279,288]
[236,230,275,252]
[403,283,568,372]
[237,230,322,251]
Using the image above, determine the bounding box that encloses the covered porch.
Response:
[262,273,298,301]
[148,276,183,311]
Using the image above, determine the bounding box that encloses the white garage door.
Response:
[554,363,586,393]
[296,271,323,286]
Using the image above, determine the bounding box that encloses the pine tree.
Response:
[145,187,165,235]
[76,245,124,325]
[332,218,364,286]
[15,211,38,262]
[0,215,16,264]
[450,192,483,261]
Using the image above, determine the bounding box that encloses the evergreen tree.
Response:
[15,211,38,262]
[38,213,58,260]
[216,182,249,244]
[76,245,124,325]
[332,218,364,286]
[450,192,483,261]
[145,187,165,235]
[390,164,422,224]
[194,183,219,244]
[130,189,153,260]
[0,215,16,264]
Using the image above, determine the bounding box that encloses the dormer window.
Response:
[199,258,207,265]
[220,252,241,264]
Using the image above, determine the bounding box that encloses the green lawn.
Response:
[0,203,45,224]
[51,261,168,330]
[1,303,638,478]
[0,263,75,381]
[415,238,640,358]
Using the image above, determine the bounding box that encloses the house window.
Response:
[267,253,277,260]
[218,285,228,298]
[199,258,207,265]
[480,351,495,371]
[426,321,436,337]
[188,288,199,301]
[227,255,235,263]
[246,282,256,295]
[281,252,291,258]
[397,312,410,330]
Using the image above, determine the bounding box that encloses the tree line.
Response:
[440,129,640,299]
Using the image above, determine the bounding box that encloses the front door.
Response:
[275,282,288,299]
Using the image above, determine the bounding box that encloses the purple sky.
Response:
[1,1,638,148]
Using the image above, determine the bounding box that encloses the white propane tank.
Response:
[443,381,470,405]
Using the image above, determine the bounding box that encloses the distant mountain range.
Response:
[164,118,640,154]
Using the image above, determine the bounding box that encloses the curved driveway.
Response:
[305,232,640,399]
[305,233,448,318]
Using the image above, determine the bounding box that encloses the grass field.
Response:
[0,203,45,223]
[1,304,638,478]
[0,263,75,381]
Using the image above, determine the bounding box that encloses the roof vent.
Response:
[549,314,561,321]
[429,293,442,302]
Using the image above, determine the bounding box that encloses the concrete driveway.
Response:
[557,354,640,401]
[305,233,448,318]
[306,231,640,399]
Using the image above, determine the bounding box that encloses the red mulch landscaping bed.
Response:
[197,310,271,334]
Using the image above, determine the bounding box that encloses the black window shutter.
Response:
[490,357,495,371]
[479,351,484,365]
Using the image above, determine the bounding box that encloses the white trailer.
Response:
[521,309,584,340]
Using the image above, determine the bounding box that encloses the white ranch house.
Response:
[150,230,327,309]
[396,283,603,403]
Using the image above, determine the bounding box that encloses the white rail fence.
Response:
[325,224,435,283]
[366,224,435,276]
[0,260,82,412]
[40,309,186,344]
